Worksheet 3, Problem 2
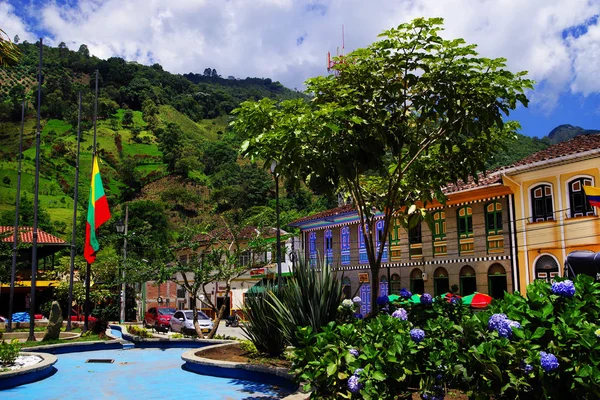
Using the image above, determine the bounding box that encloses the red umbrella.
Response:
[462,292,492,308]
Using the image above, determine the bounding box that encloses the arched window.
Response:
[340,226,350,265]
[342,277,351,299]
[459,265,477,296]
[389,218,401,261]
[376,220,388,262]
[568,177,594,218]
[309,232,317,267]
[434,267,450,296]
[358,225,368,264]
[457,206,474,255]
[390,273,401,295]
[535,254,560,283]
[432,211,447,256]
[488,264,507,299]
[485,202,504,253]
[408,215,422,259]
[531,184,554,222]
[410,268,424,294]
[324,229,333,266]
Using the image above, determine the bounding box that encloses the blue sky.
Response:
[2,0,599,138]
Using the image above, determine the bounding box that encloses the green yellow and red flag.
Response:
[84,156,111,264]
[584,185,600,207]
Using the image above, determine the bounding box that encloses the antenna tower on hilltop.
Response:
[327,25,345,73]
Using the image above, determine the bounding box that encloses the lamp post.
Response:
[116,204,128,324]
[270,161,282,288]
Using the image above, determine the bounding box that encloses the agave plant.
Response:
[267,256,344,346]
[0,29,21,67]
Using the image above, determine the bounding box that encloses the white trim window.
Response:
[531,184,554,222]
[567,176,595,218]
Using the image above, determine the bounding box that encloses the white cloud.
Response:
[0,1,36,43]
[2,0,600,111]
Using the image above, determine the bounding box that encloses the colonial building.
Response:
[497,133,600,290]
[291,180,517,315]
[291,133,600,313]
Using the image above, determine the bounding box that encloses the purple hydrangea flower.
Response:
[391,308,408,320]
[488,313,521,338]
[347,374,361,393]
[421,293,433,305]
[450,296,460,305]
[352,296,362,304]
[551,280,576,298]
[377,295,390,306]
[540,351,559,372]
[522,363,533,373]
[349,348,359,357]
[353,368,363,376]
[410,328,425,343]
[400,288,412,298]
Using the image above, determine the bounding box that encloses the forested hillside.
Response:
[0,40,326,243]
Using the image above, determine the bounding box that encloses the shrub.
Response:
[0,339,21,366]
[126,325,153,338]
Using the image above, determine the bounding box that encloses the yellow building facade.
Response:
[499,134,600,290]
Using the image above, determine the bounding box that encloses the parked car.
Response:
[144,307,176,332]
[170,310,213,334]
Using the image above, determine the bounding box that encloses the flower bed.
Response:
[292,276,600,399]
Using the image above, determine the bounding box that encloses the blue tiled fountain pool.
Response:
[3,347,294,399]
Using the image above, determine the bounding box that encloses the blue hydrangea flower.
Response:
[410,328,425,343]
[391,308,408,320]
[551,280,576,298]
[540,351,559,372]
[488,313,521,338]
[349,348,359,357]
[450,296,460,305]
[522,363,533,373]
[400,288,412,298]
[352,296,362,304]
[347,374,361,393]
[354,313,363,320]
[377,295,389,306]
[342,299,354,308]
[353,368,363,376]
[421,293,433,305]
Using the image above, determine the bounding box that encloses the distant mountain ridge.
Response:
[547,124,600,144]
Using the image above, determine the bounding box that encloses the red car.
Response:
[144,307,176,332]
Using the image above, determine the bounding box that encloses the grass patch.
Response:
[20,333,107,348]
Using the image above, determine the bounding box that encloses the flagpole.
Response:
[7,99,26,333]
[67,92,83,332]
[28,38,43,342]
[84,71,99,333]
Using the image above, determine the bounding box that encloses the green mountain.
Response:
[547,124,600,144]
[0,41,324,240]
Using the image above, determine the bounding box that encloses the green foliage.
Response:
[292,276,600,399]
[126,325,153,338]
[239,339,259,356]
[0,339,21,365]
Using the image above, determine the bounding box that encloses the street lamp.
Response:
[116,204,128,324]
[270,161,282,289]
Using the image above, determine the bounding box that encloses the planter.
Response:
[0,352,57,390]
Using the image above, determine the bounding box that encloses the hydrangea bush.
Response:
[292,277,600,399]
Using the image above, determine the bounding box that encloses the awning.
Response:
[0,280,61,288]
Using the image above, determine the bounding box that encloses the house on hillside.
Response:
[290,177,517,315]
[496,133,600,290]
[143,226,298,318]
[0,226,68,317]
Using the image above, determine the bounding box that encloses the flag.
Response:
[84,156,111,264]
[584,185,600,207]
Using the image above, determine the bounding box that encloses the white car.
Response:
[170,310,213,334]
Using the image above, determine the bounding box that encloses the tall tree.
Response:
[233,18,533,315]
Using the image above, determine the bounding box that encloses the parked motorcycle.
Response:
[225,315,240,327]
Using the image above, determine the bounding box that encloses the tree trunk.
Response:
[191,290,205,338]
[370,264,380,317]
[207,303,227,339]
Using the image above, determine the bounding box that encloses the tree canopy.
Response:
[233,17,534,315]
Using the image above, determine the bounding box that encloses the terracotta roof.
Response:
[441,171,503,194]
[498,133,600,172]
[0,226,67,245]
[290,204,356,225]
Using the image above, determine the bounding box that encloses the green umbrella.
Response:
[388,294,401,302]
[461,292,492,308]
